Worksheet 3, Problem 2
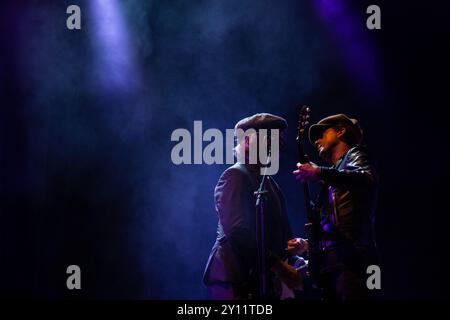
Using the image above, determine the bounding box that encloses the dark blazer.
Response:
[203,163,292,297]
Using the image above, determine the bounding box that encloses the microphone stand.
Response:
[254,154,271,299]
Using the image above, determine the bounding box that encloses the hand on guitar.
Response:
[287,237,309,256]
[293,162,321,183]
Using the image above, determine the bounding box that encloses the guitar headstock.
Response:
[296,105,311,141]
[296,105,311,164]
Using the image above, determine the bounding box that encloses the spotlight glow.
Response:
[90,0,137,92]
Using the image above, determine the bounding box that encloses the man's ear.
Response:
[264,134,271,148]
[336,127,346,139]
[244,136,250,149]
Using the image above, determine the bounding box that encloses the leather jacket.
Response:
[317,145,378,250]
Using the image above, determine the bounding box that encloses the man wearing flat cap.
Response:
[203,113,301,299]
[291,113,378,300]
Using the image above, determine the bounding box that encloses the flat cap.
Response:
[308,113,363,145]
[234,113,287,133]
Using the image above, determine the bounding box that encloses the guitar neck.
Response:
[296,105,315,222]
[297,146,308,164]
[297,134,313,221]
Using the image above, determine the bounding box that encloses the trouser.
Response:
[321,268,369,301]
[206,281,257,300]
[207,277,276,300]
[320,245,377,301]
[207,282,236,300]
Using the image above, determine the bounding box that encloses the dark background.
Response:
[1,0,449,299]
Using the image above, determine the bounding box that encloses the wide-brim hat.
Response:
[308,113,362,145]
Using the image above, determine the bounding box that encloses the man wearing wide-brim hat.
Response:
[290,113,379,300]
